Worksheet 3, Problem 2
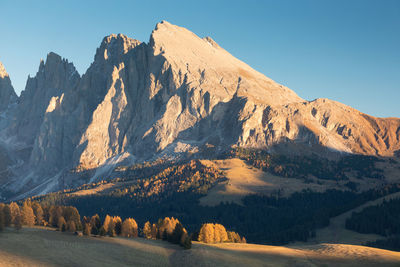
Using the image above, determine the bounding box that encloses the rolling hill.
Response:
[1,227,400,267]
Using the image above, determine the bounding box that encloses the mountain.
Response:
[0,20,399,199]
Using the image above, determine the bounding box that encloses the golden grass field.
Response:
[199,158,340,206]
[199,158,400,207]
[0,227,400,267]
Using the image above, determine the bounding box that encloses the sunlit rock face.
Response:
[1,21,400,198]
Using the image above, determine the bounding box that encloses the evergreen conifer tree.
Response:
[171,223,185,244]
[99,226,107,236]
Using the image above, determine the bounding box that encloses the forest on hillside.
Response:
[32,157,400,244]
[231,148,385,181]
[346,197,400,251]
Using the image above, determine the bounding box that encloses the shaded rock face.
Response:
[0,62,17,112]
[1,21,400,198]
[10,53,80,146]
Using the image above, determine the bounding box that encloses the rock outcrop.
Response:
[1,21,399,199]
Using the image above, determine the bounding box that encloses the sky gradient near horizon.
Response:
[0,0,399,117]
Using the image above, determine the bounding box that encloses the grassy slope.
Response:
[199,158,400,207]
[0,228,400,267]
[199,158,341,206]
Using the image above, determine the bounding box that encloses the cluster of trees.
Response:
[67,159,175,195]
[231,148,384,181]
[46,205,82,232]
[80,215,195,249]
[140,218,244,248]
[197,223,246,244]
[0,202,22,230]
[0,201,81,232]
[81,214,138,238]
[143,217,191,249]
[109,160,224,200]
[117,158,173,181]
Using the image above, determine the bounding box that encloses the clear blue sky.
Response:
[0,0,399,117]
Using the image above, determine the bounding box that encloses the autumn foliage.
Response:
[0,201,82,233]
[198,223,246,244]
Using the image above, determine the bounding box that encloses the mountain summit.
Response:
[0,62,17,112]
[0,21,399,199]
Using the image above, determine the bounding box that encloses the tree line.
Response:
[0,200,247,250]
[0,200,81,232]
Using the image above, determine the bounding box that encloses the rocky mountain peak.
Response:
[149,20,200,51]
[0,61,17,112]
[0,61,9,79]
[12,52,80,144]
[95,33,141,63]
[46,51,62,63]
[40,52,78,77]
[149,20,302,106]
